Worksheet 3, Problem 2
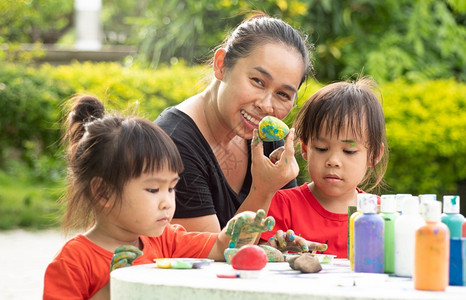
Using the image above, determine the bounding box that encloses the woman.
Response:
[155,12,312,232]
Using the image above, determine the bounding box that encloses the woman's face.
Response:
[214,43,304,140]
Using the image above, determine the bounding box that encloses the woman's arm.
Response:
[171,215,221,233]
[234,129,299,215]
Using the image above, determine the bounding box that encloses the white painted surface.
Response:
[111,260,466,300]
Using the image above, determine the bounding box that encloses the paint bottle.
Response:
[418,194,437,220]
[394,196,424,277]
[463,220,466,237]
[347,205,357,259]
[354,194,384,273]
[441,195,464,238]
[379,194,398,273]
[395,194,412,215]
[349,194,365,270]
[414,200,449,291]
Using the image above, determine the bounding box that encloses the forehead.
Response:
[314,117,367,140]
[239,43,304,88]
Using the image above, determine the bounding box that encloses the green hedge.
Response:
[1,62,465,228]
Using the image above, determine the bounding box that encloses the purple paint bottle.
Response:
[354,194,384,273]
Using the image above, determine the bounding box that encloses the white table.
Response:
[110,259,466,300]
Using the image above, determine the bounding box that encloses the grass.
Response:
[0,171,64,230]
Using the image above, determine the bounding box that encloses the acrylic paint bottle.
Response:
[441,195,464,238]
[379,194,398,273]
[354,194,384,273]
[394,196,424,277]
[395,194,412,215]
[349,194,365,270]
[347,205,357,259]
[418,194,437,220]
[463,220,466,237]
[414,200,449,291]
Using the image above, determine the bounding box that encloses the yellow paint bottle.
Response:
[349,194,366,270]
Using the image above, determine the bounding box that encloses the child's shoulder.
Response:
[53,234,112,263]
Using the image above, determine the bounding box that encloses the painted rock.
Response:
[258,116,289,141]
[231,245,267,270]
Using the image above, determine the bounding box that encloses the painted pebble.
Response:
[258,116,289,141]
[231,245,267,271]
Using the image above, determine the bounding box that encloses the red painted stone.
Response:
[231,245,267,270]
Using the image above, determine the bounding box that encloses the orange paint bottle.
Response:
[414,201,450,291]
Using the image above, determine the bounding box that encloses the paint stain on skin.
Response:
[253,130,261,146]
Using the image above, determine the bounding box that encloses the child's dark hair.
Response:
[217,11,312,89]
[62,95,184,232]
[293,78,389,192]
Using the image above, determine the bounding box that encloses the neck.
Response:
[84,221,141,253]
[202,82,236,146]
[308,183,358,214]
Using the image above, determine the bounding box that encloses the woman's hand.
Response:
[250,128,299,198]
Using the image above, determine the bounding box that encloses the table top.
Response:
[110,259,466,300]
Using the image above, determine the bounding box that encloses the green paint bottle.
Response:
[379,194,398,273]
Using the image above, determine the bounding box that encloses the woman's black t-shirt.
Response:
[155,107,296,229]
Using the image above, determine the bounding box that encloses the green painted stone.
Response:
[258,116,289,141]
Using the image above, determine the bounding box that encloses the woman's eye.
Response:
[168,187,176,193]
[277,91,291,100]
[252,77,264,86]
[146,188,159,193]
[314,147,327,152]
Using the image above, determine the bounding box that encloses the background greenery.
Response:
[1,0,465,229]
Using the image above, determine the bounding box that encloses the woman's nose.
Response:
[255,92,274,114]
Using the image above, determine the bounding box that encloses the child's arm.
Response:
[265,229,328,253]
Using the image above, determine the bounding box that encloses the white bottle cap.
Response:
[419,194,437,203]
[359,194,378,213]
[443,195,460,213]
[424,201,442,222]
[402,196,419,215]
[419,194,437,219]
[396,194,412,212]
[380,194,396,213]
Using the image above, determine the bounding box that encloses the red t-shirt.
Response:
[43,224,217,299]
[261,183,364,258]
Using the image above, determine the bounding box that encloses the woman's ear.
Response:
[213,48,227,81]
[369,143,385,167]
[300,139,309,161]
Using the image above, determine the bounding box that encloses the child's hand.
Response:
[110,245,143,272]
[266,229,328,253]
[225,209,275,248]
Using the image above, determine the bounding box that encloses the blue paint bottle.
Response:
[441,195,464,238]
[441,195,465,285]
[354,194,384,273]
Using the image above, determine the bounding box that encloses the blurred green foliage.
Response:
[1,0,465,82]
[1,62,465,229]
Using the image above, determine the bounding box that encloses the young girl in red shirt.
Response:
[261,78,389,258]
